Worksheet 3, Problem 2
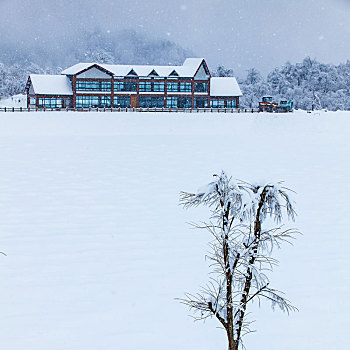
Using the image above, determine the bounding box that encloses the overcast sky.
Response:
[1,0,350,75]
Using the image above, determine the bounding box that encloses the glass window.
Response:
[114,96,131,108]
[139,82,152,92]
[76,96,110,108]
[76,81,100,91]
[167,97,178,108]
[139,96,164,108]
[179,82,192,92]
[30,97,36,105]
[167,82,178,92]
[114,82,125,91]
[178,97,192,108]
[114,81,137,92]
[210,99,225,108]
[76,81,111,91]
[153,82,165,92]
[194,97,208,108]
[139,81,165,92]
[100,96,111,107]
[194,82,208,93]
[226,99,237,108]
[38,98,63,108]
[101,82,111,91]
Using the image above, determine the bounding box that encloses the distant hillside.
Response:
[0,29,194,97]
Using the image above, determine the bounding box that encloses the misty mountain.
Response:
[0,28,194,69]
[0,28,194,97]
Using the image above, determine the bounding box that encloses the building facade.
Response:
[25,58,242,109]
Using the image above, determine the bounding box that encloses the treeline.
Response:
[214,57,350,111]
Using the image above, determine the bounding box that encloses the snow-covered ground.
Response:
[0,110,348,350]
[0,94,27,108]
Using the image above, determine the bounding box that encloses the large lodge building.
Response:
[25,58,242,109]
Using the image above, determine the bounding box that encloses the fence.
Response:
[0,107,260,113]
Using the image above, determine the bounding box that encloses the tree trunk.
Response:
[227,331,238,350]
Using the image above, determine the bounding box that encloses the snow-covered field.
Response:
[0,110,349,350]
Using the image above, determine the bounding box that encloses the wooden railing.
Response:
[0,107,260,113]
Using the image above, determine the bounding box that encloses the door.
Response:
[130,95,138,108]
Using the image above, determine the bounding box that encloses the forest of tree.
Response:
[214,58,350,111]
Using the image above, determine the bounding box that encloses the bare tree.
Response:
[179,171,299,350]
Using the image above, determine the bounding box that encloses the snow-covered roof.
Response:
[210,77,242,97]
[61,58,207,78]
[29,75,73,95]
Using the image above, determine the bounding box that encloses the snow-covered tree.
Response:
[179,171,298,350]
[245,68,262,85]
[213,65,234,77]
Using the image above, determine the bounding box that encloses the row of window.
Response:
[38,98,63,108]
[210,99,237,108]
[114,81,137,92]
[167,82,192,92]
[166,97,192,108]
[139,82,165,92]
[76,96,111,108]
[76,81,111,91]
[33,96,237,109]
[75,80,208,93]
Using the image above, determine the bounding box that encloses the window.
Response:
[167,97,178,108]
[76,81,99,91]
[76,96,110,108]
[76,81,111,91]
[167,82,178,92]
[100,96,111,107]
[179,82,192,92]
[194,82,208,93]
[114,81,137,92]
[101,82,111,91]
[167,82,192,92]
[139,82,152,92]
[210,99,225,108]
[139,96,164,108]
[178,97,192,108]
[226,99,237,108]
[30,97,36,105]
[139,81,164,92]
[153,82,165,92]
[114,96,131,108]
[195,97,208,108]
[38,98,63,108]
